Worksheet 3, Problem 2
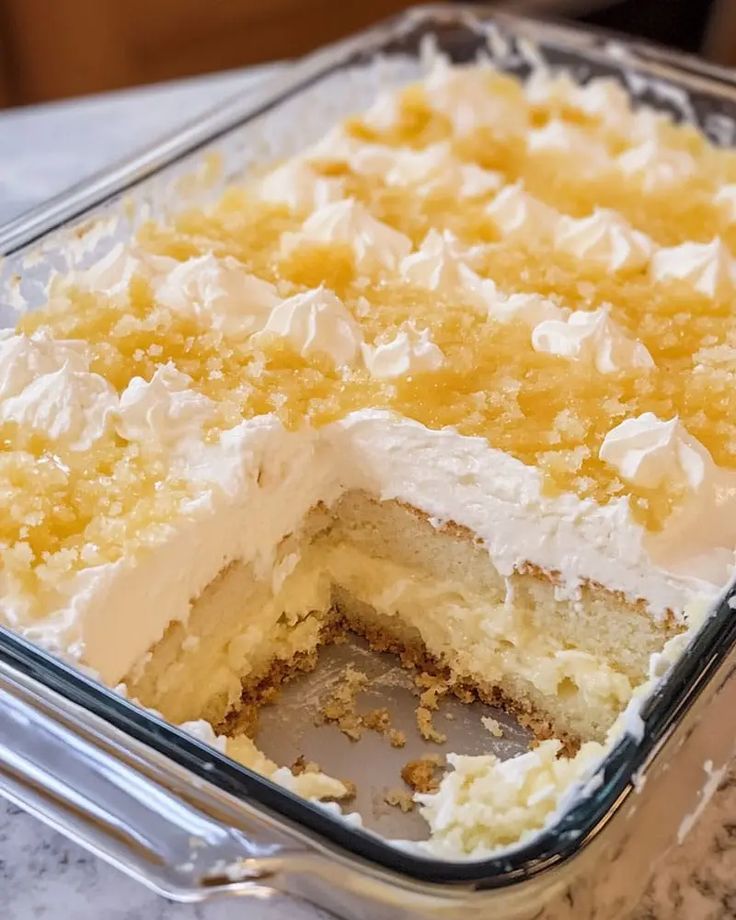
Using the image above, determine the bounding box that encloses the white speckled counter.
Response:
[1,67,735,920]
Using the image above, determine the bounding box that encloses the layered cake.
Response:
[3,57,736,857]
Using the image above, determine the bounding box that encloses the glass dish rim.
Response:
[2,2,736,889]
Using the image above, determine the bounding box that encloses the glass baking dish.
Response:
[2,4,736,917]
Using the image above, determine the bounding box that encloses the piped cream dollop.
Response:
[361,326,445,379]
[424,60,528,137]
[650,238,735,300]
[554,208,654,272]
[531,308,654,373]
[283,198,411,275]
[600,413,708,491]
[0,331,117,451]
[400,229,496,311]
[155,254,279,336]
[257,159,343,212]
[714,184,736,224]
[487,292,566,327]
[527,120,611,174]
[258,287,362,366]
[617,140,697,191]
[486,183,560,242]
[116,364,216,454]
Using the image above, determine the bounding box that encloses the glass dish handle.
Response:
[0,659,311,901]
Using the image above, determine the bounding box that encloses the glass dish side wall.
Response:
[1,5,736,915]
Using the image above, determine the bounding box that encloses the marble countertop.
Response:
[0,68,735,920]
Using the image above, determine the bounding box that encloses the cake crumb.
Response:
[401,754,444,794]
[315,666,368,741]
[384,788,415,812]
[417,705,447,743]
[482,716,504,738]
[291,755,321,775]
[363,706,406,748]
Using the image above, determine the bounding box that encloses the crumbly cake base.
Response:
[127,490,683,754]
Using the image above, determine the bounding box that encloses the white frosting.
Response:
[527,120,611,173]
[714,184,736,224]
[0,332,116,451]
[531,308,654,373]
[554,209,654,272]
[487,183,559,241]
[617,140,697,191]
[309,137,501,200]
[361,327,445,379]
[257,159,343,212]
[600,413,708,491]
[600,413,736,584]
[116,364,216,455]
[258,287,363,366]
[155,254,279,336]
[525,72,633,129]
[283,198,412,275]
[0,331,89,400]
[8,406,731,688]
[361,91,402,131]
[650,238,735,300]
[487,292,566,327]
[399,229,498,312]
[424,60,528,137]
[66,243,174,299]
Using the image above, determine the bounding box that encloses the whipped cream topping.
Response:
[383,143,502,198]
[524,72,633,130]
[527,120,611,173]
[259,287,363,366]
[617,140,697,191]
[487,292,566,327]
[399,229,499,314]
[554,208,654,272]
[487,183,559,241]
[600,413,708,491]
[600,413,736,583]
[67,243,148,298]
[0,331,89,399]
[361,91,402,131]
[531,308,654,374]
[0,331,116,451]
[650,238,735,300]
[424,60,528,137]
[714,184,736,224]
[283,198,412,275]
[155,254,279,336]
[258,159,343,212]
[361,327,445,379]
[117,364,216,454]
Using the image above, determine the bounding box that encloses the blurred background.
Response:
[0,0,731,109]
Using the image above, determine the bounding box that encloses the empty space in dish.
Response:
[252,634,530,839]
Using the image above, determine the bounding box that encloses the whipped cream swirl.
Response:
[284,198,411,275]
[361,327,445,379]
[650,238,735,300]
[258,159,343,212]
[532,308,654,373]
[0,332,116,450]
[259,287,362,366]
[554,208,654,272]
[487,184,559,242]
[117,364,216,454]
[617,140,697,191]
[156,254,279,336]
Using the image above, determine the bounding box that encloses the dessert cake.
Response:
[3,56,736,858]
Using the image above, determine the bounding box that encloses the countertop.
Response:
[1,67,735,920]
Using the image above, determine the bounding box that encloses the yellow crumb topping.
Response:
[9,69,736,581]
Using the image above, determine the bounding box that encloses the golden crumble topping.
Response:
[8,65,736,587]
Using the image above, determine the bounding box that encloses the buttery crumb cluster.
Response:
[6,61,736,594]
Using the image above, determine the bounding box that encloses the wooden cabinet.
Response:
[0,0,415,106]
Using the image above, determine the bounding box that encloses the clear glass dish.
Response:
[2,5,736,917]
